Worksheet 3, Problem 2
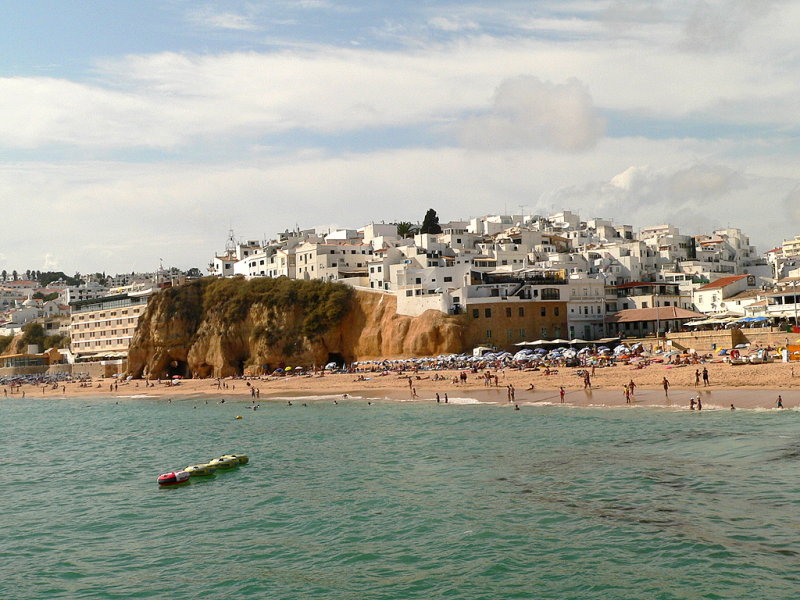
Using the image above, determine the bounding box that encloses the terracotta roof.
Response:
[696,275,747,290]
[726,289,763,300]
[606,306,705,323]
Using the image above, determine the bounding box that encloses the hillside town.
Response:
[2,210,800,375]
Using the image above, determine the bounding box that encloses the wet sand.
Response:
[7,359,800,410]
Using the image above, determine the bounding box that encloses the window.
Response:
[554,307,560,316]
[506,307,512,317]
[541,288,560,300]
[406,290,413,297]
[642,302,648,308]
[484,308,492,318]
[518,307,524,317]
[519,328,526,337]
[540,307,546,317]
[443,276,452,282]
[472,309,479,318]
[486,330,492,338]
[507,329,514,339]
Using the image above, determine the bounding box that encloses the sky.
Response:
[2,0,799,274]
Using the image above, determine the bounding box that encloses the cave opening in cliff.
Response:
[327,353,346,367]
[166,359,189,379]
[196,363,213,378]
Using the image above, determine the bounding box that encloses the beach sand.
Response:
[7,359,800,410]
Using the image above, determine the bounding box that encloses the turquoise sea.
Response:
[2,395,799,599]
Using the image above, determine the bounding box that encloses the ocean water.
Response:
[2,396,799,599]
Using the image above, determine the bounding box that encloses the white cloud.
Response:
[195,12,258,31]
[680,0,782,53]
[43,253,59,270]
[427,16,479,32]
[458,76,605,151]
[547,162,794,247]
[0,135,794,273]
[0,16,794,153]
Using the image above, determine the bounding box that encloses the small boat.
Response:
[184,464,216,477]
[208,457,238,469]
[157,470,190,486]
[220,454,249,465]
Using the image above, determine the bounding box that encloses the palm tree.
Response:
[396,222,418,239]
[1,270,6,281]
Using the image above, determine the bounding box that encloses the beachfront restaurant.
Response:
[605,306,706,337]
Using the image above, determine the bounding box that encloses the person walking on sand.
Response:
[624,384,631,404]
[559,386,565,403]
[662,377,670,395]
[628,379,636,395]
[777,395,784,408]
[702,367,709,387]
[695,369,700,387]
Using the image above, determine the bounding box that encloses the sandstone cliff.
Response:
[127,278,465,378]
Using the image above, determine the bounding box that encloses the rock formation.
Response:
[127,278,465,378]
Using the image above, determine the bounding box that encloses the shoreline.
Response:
[3,362,798,410]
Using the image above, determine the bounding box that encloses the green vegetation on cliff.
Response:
[159,276,354,340]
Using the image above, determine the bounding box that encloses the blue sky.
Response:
[1,1,799,273]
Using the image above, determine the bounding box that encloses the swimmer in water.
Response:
[730,404,735,410]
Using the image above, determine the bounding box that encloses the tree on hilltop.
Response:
[396,222,418,238]
[420,209,442,234]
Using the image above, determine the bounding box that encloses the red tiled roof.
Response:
[696,275,747,290]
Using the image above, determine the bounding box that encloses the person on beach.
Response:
[583,372,591,390]
[628,379,636,395]
[662,377,670,395]
[702,367,709,386]
[690,397,696,410]
[444,393,448,404]
[559,386,565,403]
[436,393,440,403]
[624,385,631,403]
[697,397,702,411]
[730,404,735,410]
[694,370,700,387]
[514,404,520,411]
[777,395,784,408]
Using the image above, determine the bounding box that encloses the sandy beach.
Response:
[8,359,800,410]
